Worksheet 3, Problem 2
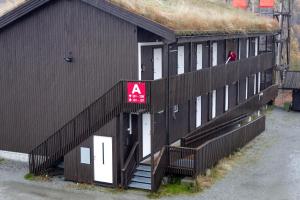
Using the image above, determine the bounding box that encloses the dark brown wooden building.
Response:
[0,0,278,191]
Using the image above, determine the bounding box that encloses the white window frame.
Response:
[212,42,218,67]
[177,46,185,74]
[212,90,217,119]
[197,44,203,70]
[80,147,91,165]
[225,85,229,111]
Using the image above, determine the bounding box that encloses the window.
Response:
[212,90,217,119]
[197,44,203,70]
[80,147,91,165]
[212,42,218,67]
[245,77,248,99]
[225,85,229,111]
[177,46,185,74]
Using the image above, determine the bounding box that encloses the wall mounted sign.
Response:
[127,82,146,104]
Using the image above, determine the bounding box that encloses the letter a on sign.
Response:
[127,82,146,104]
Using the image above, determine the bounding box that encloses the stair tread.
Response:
[136,165,151,172]
[132,176,151,184]
[129,182,151,190]
[134,171,151,178]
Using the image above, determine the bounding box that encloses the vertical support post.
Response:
[150,113,155,191]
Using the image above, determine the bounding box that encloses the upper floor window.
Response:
[177,46,185,74]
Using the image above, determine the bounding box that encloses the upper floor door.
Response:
[139,43,163,80]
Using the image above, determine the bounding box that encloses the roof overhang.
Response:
[82,0,176,43]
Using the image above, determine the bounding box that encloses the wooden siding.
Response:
[0,0,138,153]
[64,118,118,185]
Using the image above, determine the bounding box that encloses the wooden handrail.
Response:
[122,142,139,172]
[153,146,166,174]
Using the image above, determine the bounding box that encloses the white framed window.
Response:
[196,44,203,70]
[245,77,248,99]
[255,38,259,56]
[212,42,218,67]
[80,147,91,165]
[196,96,202,127]
[258,72,261,93]
[212,90,217,119]
[254,74,257,95]
[225,85,229,111]
[246,39,249,58]
[177,46,185,74]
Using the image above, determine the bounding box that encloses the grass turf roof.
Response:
[107,0,280,36]
[0,0,26,17]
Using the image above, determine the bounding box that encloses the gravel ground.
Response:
[0,108,300,200]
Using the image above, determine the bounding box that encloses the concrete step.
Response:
[136,165,151,172]
[129,182,151,190]
[134,170,151,178]
[131,176,151,184]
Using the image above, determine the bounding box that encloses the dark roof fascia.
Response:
[0,0,51,30]
[82,0,176,43]
[176,31,279,44]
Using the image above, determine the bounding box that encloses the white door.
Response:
[225,85,229,111]
[94,136,113,184]
[255,38,259,56]
[177,46,185,74]
[153,48,162,80]
[212,42,218,67]
[196,96,202,127]
[246,39,249,58]
[212,90,217,119]
[197,44,203,70]
[142,113,151,158]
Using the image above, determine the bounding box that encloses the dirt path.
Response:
[0,108,300,200]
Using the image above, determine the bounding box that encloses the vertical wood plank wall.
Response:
[0,0,138,153]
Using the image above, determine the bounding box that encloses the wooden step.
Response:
[129,182,151,190]
[131,176,151,184]
[136,165,151,172]
[134,171,151,178]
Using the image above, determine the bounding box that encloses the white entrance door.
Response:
[142,113,151,158]
[196,96,202,127]
[94,136,113,184]
[153,48,162,80]
[212,42,218,67]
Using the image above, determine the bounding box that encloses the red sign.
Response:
[232,0,248,9]
[127,82,146,104]
[259,0,275,8]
